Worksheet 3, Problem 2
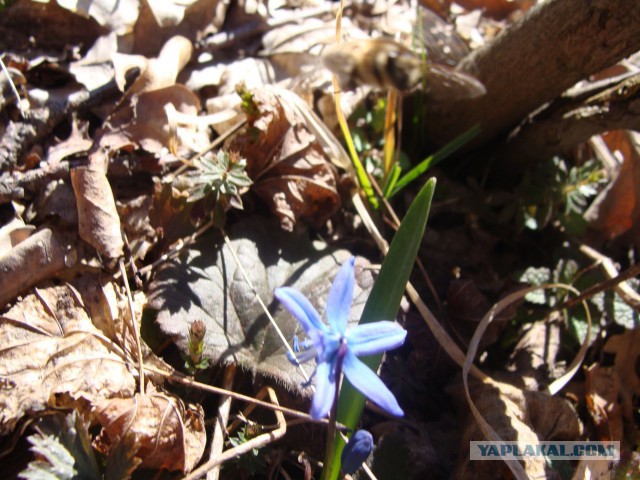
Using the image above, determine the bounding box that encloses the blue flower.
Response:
[274,256,406,419]
[341,430,374,474]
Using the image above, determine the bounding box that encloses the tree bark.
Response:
[423,0,640,166]
[498,72,640,172]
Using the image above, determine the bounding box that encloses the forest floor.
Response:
[0,0,639,479]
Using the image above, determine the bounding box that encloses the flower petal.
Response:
[275,287,326,336]
[342,350,404,417]
[348,321,406,356]
[310,359,336,419]
[326,256,355,334]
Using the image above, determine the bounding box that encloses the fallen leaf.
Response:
[102,85,205,154]
[0,228,73,308]
[230,87,340,231]
[602,329,640,422]
[118,35,193,101]
[147,215,372,393]
[71,148,124,260]
[0,284,136,435]
[56,0,140,35]
[0,216,35,255]
[98,36,207,155]
[452,380,582,479]
[584,363,624,442]
[584,131,640,246]
[93,386,205,473]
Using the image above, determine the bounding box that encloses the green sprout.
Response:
[174,150,252,226]
[184,319,209,374]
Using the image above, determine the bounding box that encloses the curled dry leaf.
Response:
[93,388,206,473]
[0,284,136,435]
[0,216,35,256]
[103,85,206,154]
[98,36,206,155]
[71,149,124,259]
[230,87,340,231]
[119,36,193,101]
[0,228,72,309]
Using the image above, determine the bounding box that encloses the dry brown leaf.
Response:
[102,85,205,154]
[0,216,35,255]
[585,130,640,245]
[602,329,640,422]
[99,36,207,155]
[0,228,73,308]
[119,35,193,101]
[56,0,140,36]
[0,284,136,435]
[71,149,124,259]
[93,387,206,473]
[584,363,624,442]
[453,380,582,480]
[230,87,340,231]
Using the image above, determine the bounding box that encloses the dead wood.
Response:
[422,0,640,170]
[497,72,640,175]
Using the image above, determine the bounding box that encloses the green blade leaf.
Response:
[382,163,402,199]
[389,125,480,198]
[325,178,436,480]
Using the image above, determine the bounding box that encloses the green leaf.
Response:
[325,178,436,480]
[519,267,551,305]
[382,163,402,199]
[19,411,101,480]
[389,125,479,198]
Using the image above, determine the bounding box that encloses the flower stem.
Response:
[321,342,348,480]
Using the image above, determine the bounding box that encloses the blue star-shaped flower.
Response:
[275,256,406,419]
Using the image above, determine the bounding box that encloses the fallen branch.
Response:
[423,0,640,164]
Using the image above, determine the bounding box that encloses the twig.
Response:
[182,386,287,480]
[206,363,236,480]
[144,364,326,423]
[557,244,640,311]
[119,258,145,394]
[0,56,26,117]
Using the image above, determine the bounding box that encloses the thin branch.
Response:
[206,363,236,480]
[183,386,287,480]
[119,258,145,394]
[557,245,640,311]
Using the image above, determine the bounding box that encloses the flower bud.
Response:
[341,430,374,475]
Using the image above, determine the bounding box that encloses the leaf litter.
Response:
[1,0,639,478]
